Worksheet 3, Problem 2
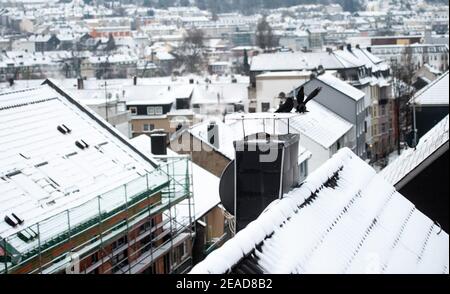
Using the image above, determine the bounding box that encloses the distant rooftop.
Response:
[250,50,365,72]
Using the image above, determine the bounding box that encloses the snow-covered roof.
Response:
[130,135,220,222]
[188,114,312,163]
[0,82,166,254]
[349,47,384,69]
[316,73,365,101]
[282,101,353,148]
[191,83,247,105]
[411,71,449,106]
[155,51,175,61]
[190,148,449,274]
[380,115,449,188]
[423,64,442,75]
[250,51,365,72]
[256,71,311,79]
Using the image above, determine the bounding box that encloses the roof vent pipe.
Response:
[207,121,220,149]
[77,77,84,90]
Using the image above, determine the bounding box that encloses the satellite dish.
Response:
[219,160,235,214]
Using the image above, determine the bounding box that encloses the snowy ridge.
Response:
[190,148,449,274]
[0,85,166,254]
[316,73,365,101]
[380,115,449,187]
[411,71,449,106]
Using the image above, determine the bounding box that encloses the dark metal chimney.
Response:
[231,133,300,232]
[133,76,137,86]
[150,130,167,155]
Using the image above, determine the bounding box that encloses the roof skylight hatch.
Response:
[4,215,17,227]
[57,124,71,135]
[57,125,67,134]
[17,227,38,243]
[75,140,89,150]
[3,213,24,228]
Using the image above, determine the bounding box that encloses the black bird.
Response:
[296,86,322,113]
[275,97,294,113]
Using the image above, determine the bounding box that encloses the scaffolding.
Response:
[0,155,195,274]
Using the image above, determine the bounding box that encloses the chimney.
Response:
[346,44,352,52]
[133,76,137,86]
[338,45,344,50]
[219,133,300,232]
[189,78,194,84]
[77,77,84,90]
[367,47,372,52]
[8,77,14,87]
[207,121,219,149]
[356,44,360,49]
[326,47,333,54]
[150,130,167,155]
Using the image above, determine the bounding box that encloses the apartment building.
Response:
[0,81,194,274]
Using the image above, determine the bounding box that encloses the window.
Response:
[163,253,171,273]
[112,236,127,250]
[129,107,137,115]
[111,250,128,272]
[155,106,163,115]
[139,218,156,234]
[173,242,188,267]
[91,253,99,264]
[143,124,154,132]
[146,107,155,115]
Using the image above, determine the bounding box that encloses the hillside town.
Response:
[0,0,448,275]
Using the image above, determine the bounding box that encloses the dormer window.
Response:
[129,107,137,115]
[155,106,163,115]
[147,106,155,115]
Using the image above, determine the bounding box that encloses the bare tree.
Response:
[391,45,417,151]
[174,28,206,73]
[256,16,278,50]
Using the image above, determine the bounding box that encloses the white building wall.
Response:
[298,134,330,173]
[116,121,132,138]
[255,75,309,112]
